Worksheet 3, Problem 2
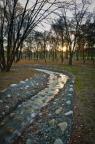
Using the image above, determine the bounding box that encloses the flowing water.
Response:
[0,69,68,144]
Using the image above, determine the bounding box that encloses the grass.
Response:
[0,59,95,143]
[18,59,95,144]
[0,64,39,91]
[54,64,95,144]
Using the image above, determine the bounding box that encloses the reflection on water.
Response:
[0,69,68,144]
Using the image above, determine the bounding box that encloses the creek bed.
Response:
[0,69,70,144]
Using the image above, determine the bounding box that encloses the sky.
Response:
[19,0,95,32]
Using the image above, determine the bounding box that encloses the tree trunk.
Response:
[68,45,73,65]
[82,48,85,64]
[69,52,73,65]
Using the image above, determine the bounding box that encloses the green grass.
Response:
[55,64,95,144]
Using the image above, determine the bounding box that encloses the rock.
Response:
[49,119,56,126]
[72,80,74,84]
[7,94,11,98]
[65,110,73,116]
[10,113,15,118]
[26,138,32,144]
[10,84,17,87]
[55,107,62,114]
[2,112,5,115]
[17,93,20,96]
[25,85,30,88]
[5,105,9,109]
[58,122,67,133]
[53,101,56,104]
[31,113,36,118]
[39,112,42,116]
[20,87,23,90]
[13,130,21,137]
[66,100,71,105]
[70,84,73,88]
[25,85,30,90]
[48,113,52,116]
[0,100,3,103]
[25,79,29,81]
[20,81,25,84]
[54,138,63,144]
[0,122,5,126]
[68,94,72,97]
[1,89,7,92]
[20,111,24,115]
[18,105,21,108]
[69,88,73,92]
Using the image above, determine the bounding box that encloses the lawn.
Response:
[54,64,95,144]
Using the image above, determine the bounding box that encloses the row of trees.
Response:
[21,16,95,64]
[0,0,95,71]
[20,0,95,64]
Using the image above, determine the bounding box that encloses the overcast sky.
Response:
[19,0,95,32]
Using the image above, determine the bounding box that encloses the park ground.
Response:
[0,60,95,144]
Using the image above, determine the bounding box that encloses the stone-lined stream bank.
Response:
[0,66,75,144]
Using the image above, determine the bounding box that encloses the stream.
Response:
[0,69,69,144]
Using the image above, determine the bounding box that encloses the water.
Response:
[0,69,68,144]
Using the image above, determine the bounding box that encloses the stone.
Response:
[39,113,42,116]
[5,105,9,109]
[20,87,23,90]
[70,84,73,88]
[13,130,21,137]
[48,113,52,116]
[49,119,56,126]
[25,85,30,88]
[10,113,15,118]
[26,138,32,144]
[53,101,56,104]
[55,107,62,114]
[65,110,73,116]
[68,94,72,97]
[7,94,11,98]
[1,89,7,92]
[72,80,74,84]
[58,122,67,133]
[20,81,25,84]
[54,138,63,144]
[69,88,73,92]
[18,105,21,108]
[0,100,3,103]
[10,84,17,87]
[20,111,24,115]
[2,112,5,115]
[66,100,71,105]
[0,122,5,126]
[31,113,36,118]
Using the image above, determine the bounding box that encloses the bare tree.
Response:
[0,0,56,71]
[51,18,65,63]
[57,0,91,65]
